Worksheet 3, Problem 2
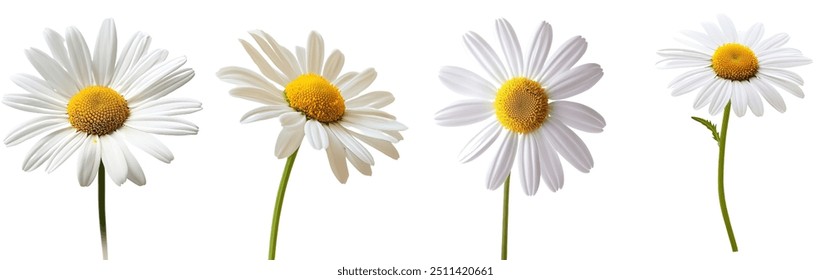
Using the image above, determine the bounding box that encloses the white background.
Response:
[1,0,829,279]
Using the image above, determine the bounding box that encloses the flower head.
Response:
[436,19,606,195]
[658,15,812,116]
[218,31,405,183]
[3,19,201,186]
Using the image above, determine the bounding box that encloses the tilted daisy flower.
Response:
[658,15,811,252]
[3,19,200,259]
[435,19,605,259]
[217,30,405,260]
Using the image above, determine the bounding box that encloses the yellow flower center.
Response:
[67,86,130,136]
[494,77,549,134]
[284,73,345,123]
[711,43,759,81]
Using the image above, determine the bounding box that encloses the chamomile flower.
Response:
[217,30,405,259]
[436,19,605,259]
[658,15,812,116]
[2,19,200,259]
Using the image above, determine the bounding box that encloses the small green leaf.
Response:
[691,116,720,143]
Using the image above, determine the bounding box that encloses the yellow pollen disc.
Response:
[712,43,759,81]
[494,77,549,134]
[67,86,130,136]
[284,73,345,123]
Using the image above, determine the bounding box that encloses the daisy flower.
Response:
[3,19,200,259]
[435,19,605,259]
[657,15,811,252]
[217,30,405,260]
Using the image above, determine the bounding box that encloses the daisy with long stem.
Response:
[3,19,201,259]
[218,30,405,260]
[436,19,606,260]
[658,15,811,252]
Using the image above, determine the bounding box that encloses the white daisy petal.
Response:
[324,128,349,183]
[2,94,66,114]
[701,22,726,43]
[120,126,174,163]
[295,46,307,74]
[345,148,372,176]
[304,120,329,150]
[537,134,564,192]
[229,86,284,105]
[552,101,606,133]
[132,68,195,106]
[111,32,151,86]
[547,63,603,99]
[340,68,377,100]
[329,123,374,165]
[750,77,786,113]
[307,31,324,74]
[741,23,765,48]
[657,48,712,60]
[669,68,714,96]
[434,100,494,126]
[65,26,94,86]
[10,74,67,103]
[745,83,765,116]
[526,21,552,78]
[759,56,812,68]
[458,121,501,163]
[240,39,289,86]
[322,50,344,81]
[350,132,399,160]
[656,59,712,69]
[345,91,394,109]
[544,120,593,172]
[45,131,86,173]
[93,18,116,85]
[77,135,102,187]
[274,112,305,158]
[132,97,203,117]
[112,132,146,186]
[538,36,587,82]
[438,66,496,99]
[4,116,67,146]
[463,31,508,83]
[496,18,523,77]
[757,33,789,51]
[338,120,399,143]
[708,81,733,115]
[124,56,187,102]
[22,128,74,171]
[126,116,198,135]
[238,105,291,123]
[517,134,541,196]
[717,15,738,42]
[759,72,804,98]
[731,82,748,117]
[114,49,168,92]
[759,68,804,86]
[42,29,72,70]
[344,109,406,130]
[334,71,358,88]
[248,30,300,80]
[693,79,722,110]
[486,132,517,190]
[217,66,281,93]
[25,48,79,97]
[100,135,128,185]
[679,30,718,50]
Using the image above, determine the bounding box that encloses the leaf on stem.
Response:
[691,116,720,143]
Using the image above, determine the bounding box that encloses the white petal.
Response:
[125,56,188,102]
[486,132,517,190]
[760,56,812,68]
[10,74,67,103]
[322,50,344,81]
[751,77,786,112]
[131,97,203,117]
[274,112,305,158]
[114,49,168,92]
[496,18,523,77]
[538,36,586,82]
[42,29,72,70]
[4,116,67,146]
[45,131,86,173]
[217,66,281,94]
[701,22,726,43]
[334,71,358,88]
[656,48,712,60]
[112,132,146,186]
[458,121,501,163]
[717,15,738,42]
[240,39,289,86]
[76,136,101,187]
[759,72,804,98]
[295,46,307,74]
[304,120,329,150]
[306,31,324,74]
[668,67,714,96]
[463,31,508,83]
[693,79,722,110]
[119,126,174,163]
[526,21,552,78]
[517,134,541,196]
[22,128,74,171]
[345,148,372,176]
[100,135,128,185]
[25,48,79,97]
[434,100,493,127]
[229,86,285,105]
[329,123,374,165]
[708,81,733,115]
[126,116,198,135]
[438,66,496,99]
[745,83,765,116]
[345,91,394,109]
[340,68,377,100]
[552,101,606,133]
[731,82,748,117]
[111,32,151,87]
[759,68,804,86]
[93,18,117,85]
[757,33,789,51]
[350,132,399,159]
[131,68,195,106]
[537,134,564,192]
[343,109,407,131]
[2,94,66,114]
[239,105,291,123]
[65,26,94,86]
[324,128,348,183]
[656,58,712,69]
[543,120,593,172]
[547,63,603,99]
[741,23,765,49]
[248,30,300,80]
[679,30,718,50]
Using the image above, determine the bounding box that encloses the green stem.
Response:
[718,102,738,252]
[268,148,299,260]
[501,174,510,260]
[98,161,108,260]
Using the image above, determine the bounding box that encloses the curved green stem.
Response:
[98,161,108,260]
[501,174,510,260]
[718,102,738,252]
[268,148,299,260]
